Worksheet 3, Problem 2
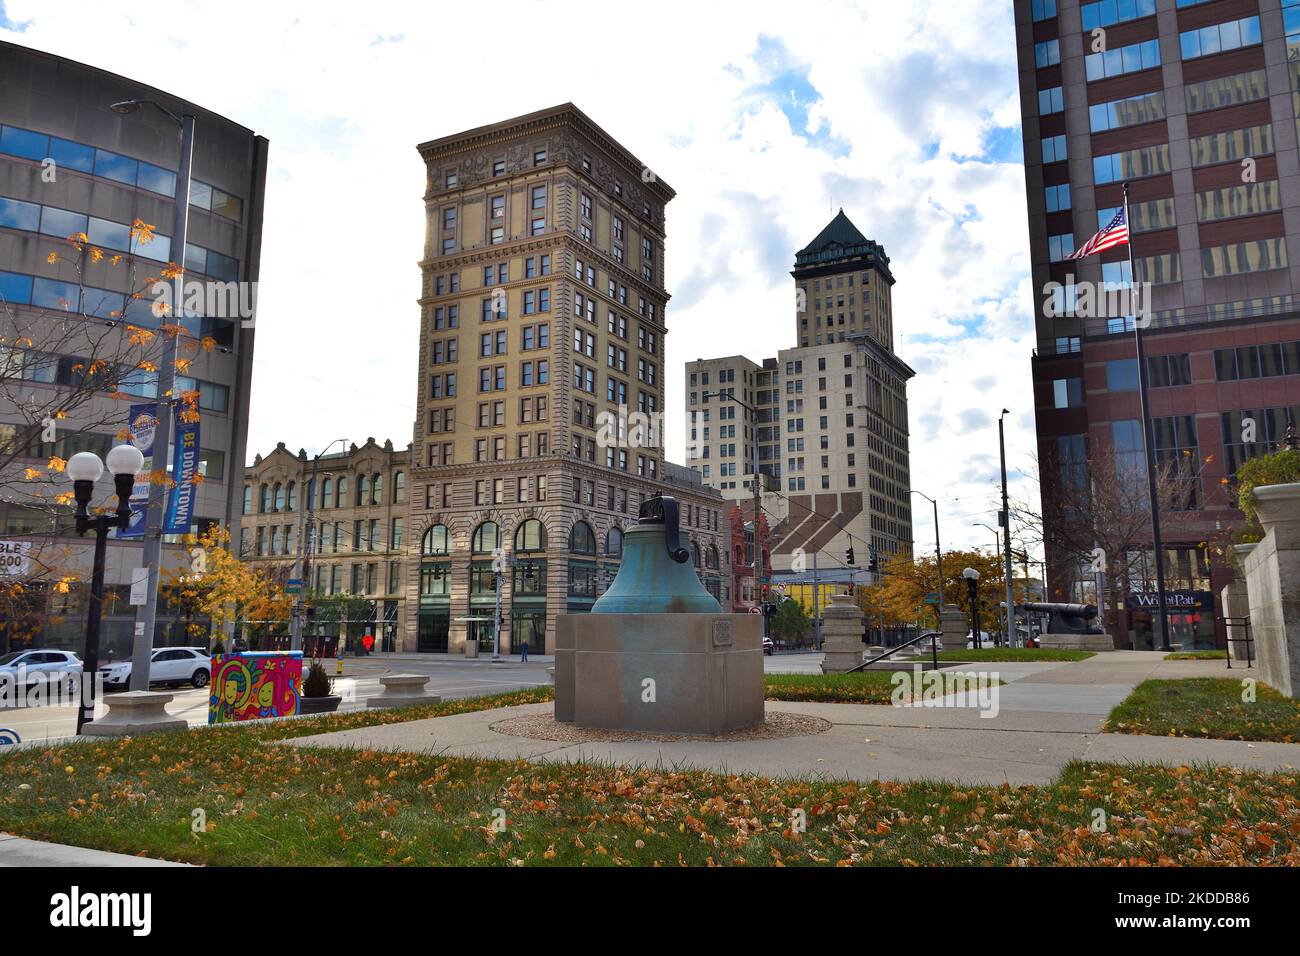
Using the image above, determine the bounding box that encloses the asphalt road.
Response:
[0,652,826,744]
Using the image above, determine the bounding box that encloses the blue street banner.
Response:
[164,407,200,534]
[118,404,159,540]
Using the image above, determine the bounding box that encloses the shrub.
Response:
[302,660,333,698]
[1234,448,1300,539]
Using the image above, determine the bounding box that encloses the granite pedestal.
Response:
[555,612,764,735]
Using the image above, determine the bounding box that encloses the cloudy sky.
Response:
[1,0,1040,555]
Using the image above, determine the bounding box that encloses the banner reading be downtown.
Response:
[118,402,200,539]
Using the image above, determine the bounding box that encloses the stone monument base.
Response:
[555,613,764,736]
[1040,633,1115,652]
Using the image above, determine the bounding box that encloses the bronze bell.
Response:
[591,495,722,614]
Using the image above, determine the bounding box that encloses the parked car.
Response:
[0,649,82,690]
[100,647,211,690]
[762,636,775,656]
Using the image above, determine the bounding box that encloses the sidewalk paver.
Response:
[0,834,191,867]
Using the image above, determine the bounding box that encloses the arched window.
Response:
[321,477,333,509]
[357,475,369,507]
[569,521,596,555]
[336,476,348,508]
[393,471,406,504]
[421,524,450,556]
[605,527,623,558]
[372,473,383,505]
[515,519,547,553]
[472,522,501,554]
[286,481,297,512]
[691,540,701,568]
[259,484,269,513]
[273,483,285,511]
[706,545,719,570]
[242,485,252,515]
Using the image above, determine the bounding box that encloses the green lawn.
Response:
[1105,678,1300,743]
[1,687,1296,865]
[934,648,1095,663]
[1164,650,1227,661]
[764,671,900,704]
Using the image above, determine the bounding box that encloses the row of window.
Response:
[437,148,658,222]
[1,344,229,410]
[1036,15,1261,84]
[1043,69,1269,124]
[245,471,408,515]
[0,123,242,220]
[0,196,240,280]
[1061,340,1300,403]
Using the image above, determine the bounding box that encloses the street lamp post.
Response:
[998,409,1017,648]
[974,522,1004,645]
[963,566,982,650]
[66,445,146,734]
[910,490,943,623]
[111,98,196,692]
[291,438,348,651]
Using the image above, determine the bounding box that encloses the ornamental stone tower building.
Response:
[406,104,728,655]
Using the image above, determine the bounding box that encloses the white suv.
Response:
[100,647,211,690]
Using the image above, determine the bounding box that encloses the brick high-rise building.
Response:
[406,104,729,654]
[1015,0,1300,649]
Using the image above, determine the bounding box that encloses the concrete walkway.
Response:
[0,833,190,867]
[284,651,1299,786]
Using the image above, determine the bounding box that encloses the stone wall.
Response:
[1241,483,1300,697]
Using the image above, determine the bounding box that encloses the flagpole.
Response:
[1124,182,1173,652]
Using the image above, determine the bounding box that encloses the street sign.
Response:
[129,567,149,605]
[0,541,31,577]
[286,578,303,595]
[923,592,942,605]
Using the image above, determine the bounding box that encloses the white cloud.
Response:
[2,0,1039,554]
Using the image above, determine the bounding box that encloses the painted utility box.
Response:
[208,651,303,724]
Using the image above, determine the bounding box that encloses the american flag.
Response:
[1067,207,1129,260]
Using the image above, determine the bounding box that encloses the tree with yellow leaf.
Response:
[857,548,1030,637]
[161,525,290,647]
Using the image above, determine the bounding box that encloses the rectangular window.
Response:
[1080,0,1154,30]
[1185,69,1267,114]
[1093,143,1170,184]
[1180,16,1261,60]
[1034,40,1060,68]
[1084,39,1159,81]
[1088,91,1165,133]
[1189,124,1273,168]
[1202,238,1289,277]
[1041,134,1067,164]
[1038,86,1064,116]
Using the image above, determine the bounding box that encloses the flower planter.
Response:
[299,695,341,715]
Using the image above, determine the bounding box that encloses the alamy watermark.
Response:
[1042,277,1153,328]
[0,668,105,710]
[890,666,1000,718]
[150,278,257,327]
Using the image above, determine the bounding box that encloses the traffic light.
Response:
[846,545,856,566]
[868,551,879,574]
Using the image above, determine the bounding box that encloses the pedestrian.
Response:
[520,639,529,663]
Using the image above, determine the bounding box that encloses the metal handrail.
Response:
[1221,616,1253,670]
[846,630,943,674]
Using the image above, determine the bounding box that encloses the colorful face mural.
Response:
[208,653,302,724]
